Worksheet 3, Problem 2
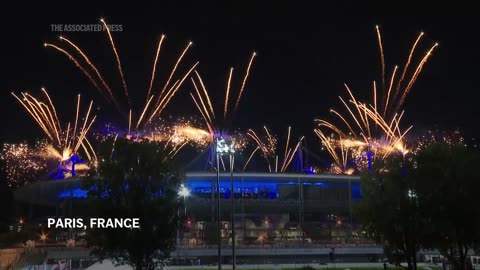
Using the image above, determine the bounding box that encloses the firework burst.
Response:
[45,19,199,135]
[246,126,304,172]
[143,117,212,159]
[409,129,465,155]
[92,116,212,160]
[0,142,47,187]
[186,52,257,171]
[190,52,256,140]
[12,89,97,174]
[315,27,437,173]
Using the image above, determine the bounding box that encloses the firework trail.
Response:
[44,43,108,100]
[100,18,129,105]
[190,52,257,141]
[315,27,437,173]
[224,67,234,119]
[148,62,199,123]
[374,27,438,118]
[243,146,260,171]
[247,126,304,172]
[376,25,385,90]
[136,95,156,130]
[383,65,398,117]
[46,19,198,134]
[396,42,438,113]
[394,32,424,100]
[316,97,412,173]
[57,36,117,108]
[234,52,257,112]
[314,129,351,174]
[147,34,166,100]
[155,41,194,107]
[12,88,97,167]
[187,53,257,169]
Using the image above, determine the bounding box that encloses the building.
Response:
[11,171,382,265]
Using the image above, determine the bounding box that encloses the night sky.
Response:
[1,2,479,148]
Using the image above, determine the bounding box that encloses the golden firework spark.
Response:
[46,19,198,133]
[57,36,116,106]
[0,142,47,187]
[224,67,234,119]
[147,34,166,100]
[314,27,437,173]
[189,52,256,153]
[234,52,256,112]
[247,126,303,173]
[12,88,97,165]
[100,18,129,105]
[374,26,438,118]
[376,25,386,91]
[314,129,351,174]
[132,116,212,154]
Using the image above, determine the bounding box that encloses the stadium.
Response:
[9,160,386,268]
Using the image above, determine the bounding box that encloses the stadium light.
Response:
[178,184,190,198]
[176,183,190,264]
[178,184,190,216]
[214,136,236,270]
[216,137,235,155]
[407,189,417,198]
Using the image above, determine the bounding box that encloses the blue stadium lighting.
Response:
[306,167,316,174]
[56,182,362,200]
[367,150,373,171]
[69,154,81,177]
[58,188,88,198]
[53,174,363,200]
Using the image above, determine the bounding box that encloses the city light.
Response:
[39,232,48,242]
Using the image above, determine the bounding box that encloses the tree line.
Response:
[357,143,480,270]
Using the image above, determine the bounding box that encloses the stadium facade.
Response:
[14,172,364,243]
[11,171,382,266]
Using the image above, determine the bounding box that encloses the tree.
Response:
[84,138,180,270]
[0,177,13,233]
[415,143,480,270]
[356,154,423,270]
